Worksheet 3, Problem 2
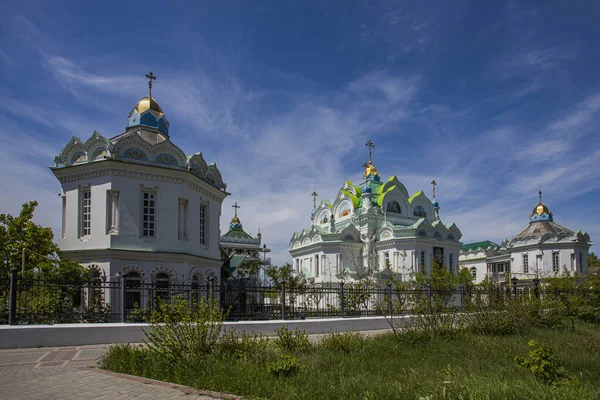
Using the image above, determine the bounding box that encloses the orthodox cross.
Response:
[311,191,318,208]
[145,71,157,98]
[431,180,437,198]
[232,202,240,217]
[538,190,542,203]
[365,140,375,162]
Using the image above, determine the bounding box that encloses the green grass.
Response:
[101,322,600,400]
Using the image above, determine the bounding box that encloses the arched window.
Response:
[154,273,170,306]
[124,271,142,310]
[88,267,102,309]
[470,267,477,279]
[386,201,401,214]
[433,232,442,239]
[413,205,427,218]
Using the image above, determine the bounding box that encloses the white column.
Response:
[61,195,67,238]
[108,190,119,235]
[178,198,188,240]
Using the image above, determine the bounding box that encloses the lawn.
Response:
[101,321,600,399]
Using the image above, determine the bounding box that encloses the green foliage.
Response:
[514,340,577,387]
[218,328,269,359]
[267,353,302,378]
[102,321,600,399]
[319,331,365,353]
[142,296,227,363]
[0,201,88,286]
[273,326,311,353]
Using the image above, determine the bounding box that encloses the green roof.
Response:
[461,241,499,252]
[229,255,248,269]
[222,228,253,240]
[408,190,423,203]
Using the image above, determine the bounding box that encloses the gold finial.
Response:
[232,201,240,217]
[431,180,437,198]
[311,191,318,208]
[145,71,157,98]
[365,140,375,162]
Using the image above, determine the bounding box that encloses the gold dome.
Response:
[530,203,550,217]
[364,160,378,177]
[231,216,241,225]
[135,97,163,115]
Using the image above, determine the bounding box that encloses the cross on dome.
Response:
[365,140,375,162]
[145,71,157,98]
[232,202,241,217]
[311,191,318,208]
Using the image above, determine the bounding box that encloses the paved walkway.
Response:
[0,345,232,399]
[0,330,391,399]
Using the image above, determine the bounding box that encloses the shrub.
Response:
[218,328,269,359]
[514,340,577,387]
[142,296,227,364]
[319,331,365,353]
[267,353,302,377]
[273,326,311,353]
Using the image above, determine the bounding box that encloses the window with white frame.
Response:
[552,252,559,273]
[523,254,529,274]
[142,191,156,237]
[470,267,477,279]
[579,252,583,272]
[420,250,425,268]
[199,203,207,245]
[315,255,319,277]
[384,251,390,268]
[81,189,91,237]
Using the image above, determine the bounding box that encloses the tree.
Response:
[589,253,600,267]
[0,201,88,288]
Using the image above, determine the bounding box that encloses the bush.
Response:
[514,340,577,387]
[273,326,311,353]
[319,331,365,353]
[142,296,227,364]
[218,328,269,359]
[267,353,302,377]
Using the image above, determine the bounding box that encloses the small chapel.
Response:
[460,192,592,284]
[51,72,228,309]
[289,141,463,283]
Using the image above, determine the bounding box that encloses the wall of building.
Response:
[58,163,224,263]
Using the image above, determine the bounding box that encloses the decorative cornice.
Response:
[52,162,228,203]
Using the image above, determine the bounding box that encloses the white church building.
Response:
[51,73,228,308]
[289,141,463,283]
[459,192,592,284]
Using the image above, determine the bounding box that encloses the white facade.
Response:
[51,91,228,308]
[290,159,462,283]
[460,198,592,284]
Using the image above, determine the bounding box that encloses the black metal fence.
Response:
[1,268,599,325]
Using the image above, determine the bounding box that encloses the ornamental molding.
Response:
[56,167,227,203]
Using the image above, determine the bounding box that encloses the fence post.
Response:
[280,282,286,320]
[121,276,127,323]
[387,283,392,316]
[8,268,18,325]
[339,282,345,318]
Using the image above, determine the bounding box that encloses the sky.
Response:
[1,0,599,265]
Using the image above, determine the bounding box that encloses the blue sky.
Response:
[1,0,599,265]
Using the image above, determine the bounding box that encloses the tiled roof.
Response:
[461,240,499,252]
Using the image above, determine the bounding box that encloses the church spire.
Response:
[431,179,440,220]
[230,202,242,229]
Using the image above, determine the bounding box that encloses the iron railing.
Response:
[1,270,599,325]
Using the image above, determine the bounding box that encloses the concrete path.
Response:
[0,345,233,399]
